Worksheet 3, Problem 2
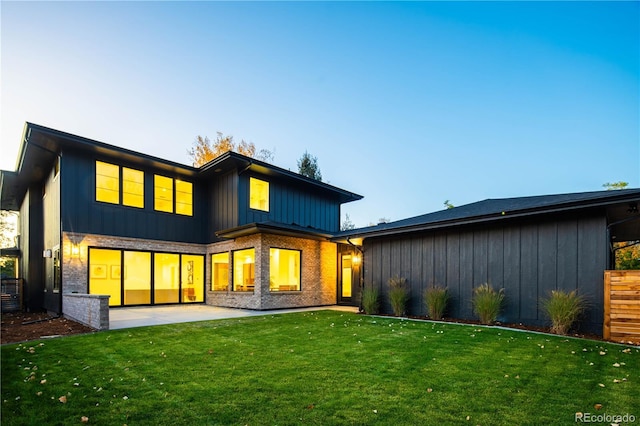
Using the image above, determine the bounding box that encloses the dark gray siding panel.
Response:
[61,152,207,243]
[209,170,238,241]
[519,224,538,320]
[238,173,341,232]
[363,211,608,334]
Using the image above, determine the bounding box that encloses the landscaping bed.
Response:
[1,312,95,345]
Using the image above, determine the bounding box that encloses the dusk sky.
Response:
[1,1,638,228]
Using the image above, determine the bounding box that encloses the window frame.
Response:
[232,248,255,292]
[249,177,270,212]
[95,160,145,208]
[211,251,230,292]
[269,247,302,292]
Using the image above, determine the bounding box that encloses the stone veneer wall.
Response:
[206,234,337,310]
[62,231,338,311]
[62,293,110,330]
[62,232,206,295]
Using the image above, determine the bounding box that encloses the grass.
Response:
[472,283,505,324]
[543,289,587,335]
[1,311,639,425]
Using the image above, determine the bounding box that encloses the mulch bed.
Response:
[1,311,96,345]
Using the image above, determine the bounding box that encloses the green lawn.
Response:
[1,311,639,425]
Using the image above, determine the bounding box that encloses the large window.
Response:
[270,248,301,291]
[122,168,145,208]
[155,175,193,216]
[233,248,255,292]
[96,161,144,208]
[89,248,122,306]
[175,180,193,216]
[154,253,180,303]
[124,251,151,305]
[182,255,204,302]
[154,175,174,213]
[96,161,120,204]
[211,252,230,291]
[90,248,203,306]
[250,177,269,211]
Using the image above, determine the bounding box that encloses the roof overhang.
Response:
[1,123,199,210]
[216,222,334,241]
[335,189,640,242]
[200,151,363,204]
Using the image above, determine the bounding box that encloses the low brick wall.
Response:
[63,293,110,330]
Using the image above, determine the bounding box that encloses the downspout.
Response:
[347,237,364,312]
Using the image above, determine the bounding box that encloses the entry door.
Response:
[338,252,360,306]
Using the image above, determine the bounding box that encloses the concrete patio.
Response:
[109,304,358,330]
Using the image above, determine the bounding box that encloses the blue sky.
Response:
[1,1,638,228]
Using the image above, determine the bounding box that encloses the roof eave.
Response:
[340,195,640,240]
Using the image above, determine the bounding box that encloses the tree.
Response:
[0,211,17,248]
[188,132,274,167]
[603,181,629,190]
[604,180,638,269]
[297,151,322,181]
[341,213,356,231]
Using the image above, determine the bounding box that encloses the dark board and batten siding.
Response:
[61,152,207,244]
[237,173,341,233]
[363,213,608,333]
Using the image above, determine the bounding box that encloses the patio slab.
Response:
[109,304,358,330]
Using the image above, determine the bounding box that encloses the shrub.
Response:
[361,287,380,315]
[424,286,449,319]
[542,289,586,335]
[472,283,504,324]
[388,276,409,317]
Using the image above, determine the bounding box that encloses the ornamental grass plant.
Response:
[472,283,504,324]
[424,286,449,320]
[388,276,409,316]
[543,289,586,335]
[361,287,380,315]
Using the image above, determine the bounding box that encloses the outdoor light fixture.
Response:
[71,244,80,258]
[353,255,362,265]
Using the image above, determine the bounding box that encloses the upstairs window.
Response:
[96,161,120,204]
[175,180,193,216]
[96,161,144,208]
[250,177,269,212]
[154,175,194,216]
[122,167,144,208]
[154,175,174,213]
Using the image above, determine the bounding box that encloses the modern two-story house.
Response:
[2,123,639,336]
[0,123,363,318]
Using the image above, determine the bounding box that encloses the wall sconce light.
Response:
[71,244,80,258]
[352,255,362,265]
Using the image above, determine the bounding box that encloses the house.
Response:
[334,190,640,334]
[0,123,363,325]
[2,122,639,336]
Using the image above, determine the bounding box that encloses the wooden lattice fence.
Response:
[604,270,640,344]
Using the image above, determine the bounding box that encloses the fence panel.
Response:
[604,270,640,344]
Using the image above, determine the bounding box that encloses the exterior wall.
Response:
[206,234,337,310]
[63,293,109,330]
[363,212,608,334]
[60,151,207,244]
[62,232,206,295]
[43,162,61,312]
[19,186,45,312]
[238,172,341,233]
